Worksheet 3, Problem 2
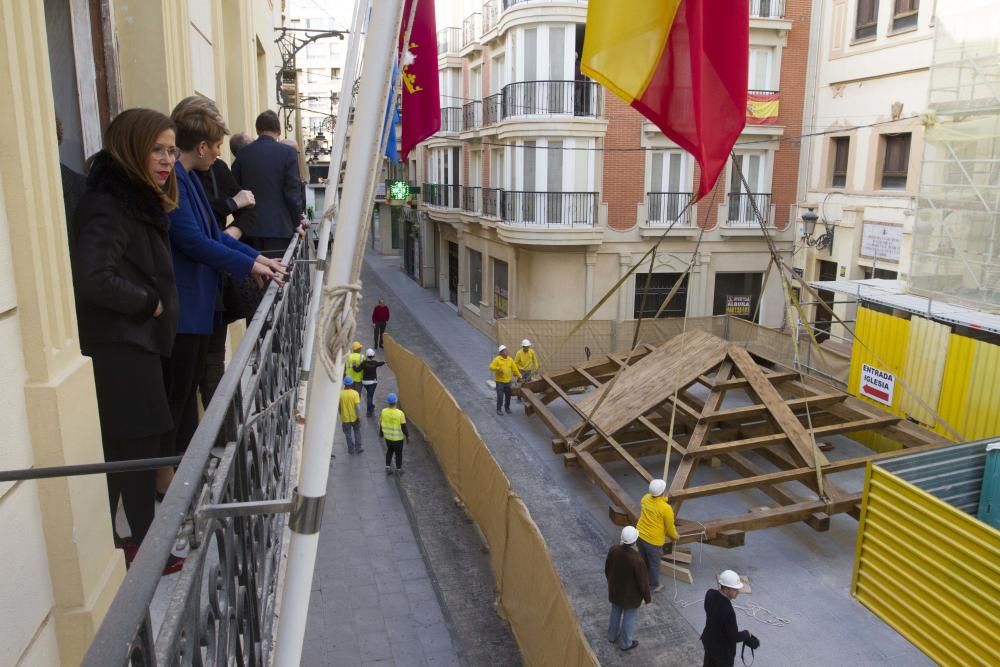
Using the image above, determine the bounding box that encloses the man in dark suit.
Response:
[232,110,304,256]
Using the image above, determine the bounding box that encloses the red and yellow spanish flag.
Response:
[582,0,749,199]
[746,90,780,125]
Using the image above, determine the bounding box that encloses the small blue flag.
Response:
[384,62,400,164]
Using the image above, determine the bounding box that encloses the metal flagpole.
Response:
[302,0,367,377]
[271,0,404,663]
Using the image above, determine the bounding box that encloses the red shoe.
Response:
[118,537,140,567]
[162,554,185,576]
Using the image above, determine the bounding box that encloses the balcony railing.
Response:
[463,186,482,214]
[750,0,785,19]
[483,187,501,218]
[82,236,311,666]
[727,192,772,226]
[501,191,598,227]
[440,106,463,133]
[482,0,500,32]
[436,27,462,54]
[484,93,503,125]
[424,183,462,209]
[647,192,694,226]
[462,100,482,131]
[502,0,585,8]
[462,13,482,47]
[501,80,600,118]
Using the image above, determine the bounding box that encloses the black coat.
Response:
[605,544,651,609]
[70,151,179,357]
[232,135,304,240]
[700,588,751,667]
[195,158,257,237]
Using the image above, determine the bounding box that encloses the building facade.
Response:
[798,0,936,340]
[0,1,282,664]
[401,0,810,337]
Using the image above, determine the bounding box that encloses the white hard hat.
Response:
[621,526,639,545]
[521,339,531,347]
[649,479,667,497]
[718,570,744,589]
[366,348,375,357]
[498,344,507,352]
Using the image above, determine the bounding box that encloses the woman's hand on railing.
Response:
[251,255,288,287]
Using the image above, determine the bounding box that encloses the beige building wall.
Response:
[799,0,938,339]
[0,1,283,665]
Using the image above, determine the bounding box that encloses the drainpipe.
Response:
[272,0,404,664]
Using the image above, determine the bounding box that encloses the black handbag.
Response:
[223,275,265,323]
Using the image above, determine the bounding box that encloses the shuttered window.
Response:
[893,0,919,30]
[880,133,911,189]
[855,0,879,40]
[832,137,850,188]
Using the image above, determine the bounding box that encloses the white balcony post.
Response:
[272,0,404,664]
[302,0,366,376]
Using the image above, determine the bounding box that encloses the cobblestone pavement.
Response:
[302,263,521,666]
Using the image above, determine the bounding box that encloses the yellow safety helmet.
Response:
[351,341,362,351]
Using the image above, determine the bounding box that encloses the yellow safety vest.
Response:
[347,352,364,383]
[380,407,406,442]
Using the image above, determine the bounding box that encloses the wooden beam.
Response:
[701,393,845,425]
[637,416,687,457]
[577,450,640,523]
[521,387,569,436]
[668,362,733,503]
[675,496,861,545]
[700,369,799,391]
[690,416,902,459]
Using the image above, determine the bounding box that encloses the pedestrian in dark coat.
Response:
[69,108,181,572]
[232,110,305,255]
[701,569,759,667]
[605,526,651,652]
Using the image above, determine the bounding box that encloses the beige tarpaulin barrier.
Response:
[383,336,599,667]
[496,315,851,387]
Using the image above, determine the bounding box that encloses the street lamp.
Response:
[801,207,833,252]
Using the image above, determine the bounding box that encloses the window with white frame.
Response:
[648,150,692,225]
[748,47,774,91]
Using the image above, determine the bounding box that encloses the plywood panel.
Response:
[899,316,950,427]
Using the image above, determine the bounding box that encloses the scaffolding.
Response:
[910,0,1000,312]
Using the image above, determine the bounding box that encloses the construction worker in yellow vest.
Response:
[489,344,521,415]
[347,341,364,385]
[379,392,409,475]
[636,479,679,594]
[513,339,539,401]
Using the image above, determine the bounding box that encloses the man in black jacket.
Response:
[232,110,304,255]
[605,526,651,652]
[701,569,759,667]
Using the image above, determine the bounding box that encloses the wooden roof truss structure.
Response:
[520,331,953,548]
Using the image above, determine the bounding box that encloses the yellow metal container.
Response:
[852,463,1000,667]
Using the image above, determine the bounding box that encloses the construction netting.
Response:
[383,336,600,667]
[910,0,1000,312]
[494,316,851,387]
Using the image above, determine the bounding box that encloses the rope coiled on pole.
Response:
[317,281,363,381]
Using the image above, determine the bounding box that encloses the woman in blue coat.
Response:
[159,96,286,491]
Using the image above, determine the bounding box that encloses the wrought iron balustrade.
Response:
[750,0,785,19]
[463,186,482,214]
[423,183,462,209]
[647,192,694,226]
[483,93,503,125]
[727,192,772,226]
[501,80,600,119]
[83,235,313,667]
[462,100,482,131]
[482,0,499,32]
[483,187,501,218]
[440,107,463,133]
[501,190,598,227]
[436,27,461,54]
[462,12,482,47]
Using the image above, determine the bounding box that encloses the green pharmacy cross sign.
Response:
[388,180,410,201]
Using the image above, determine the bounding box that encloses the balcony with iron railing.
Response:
[483,93,503,126]
[462,186,482,214]
[501,80,601,119]
[647,192,695,227]
[726,192,773,227]
[498,190,603,244]
[436,27,462,55]
[462,12,482,48]
[462,100,482,131]
[749,0,785,19]
[483,187,501,218]
[423,183,462,209]
[439,107,463,134]
[482,0,500,33]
